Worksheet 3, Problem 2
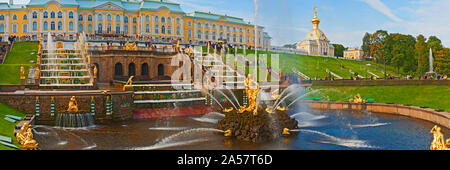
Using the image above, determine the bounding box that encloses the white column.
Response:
[103,13,106,33]
[28,10,31,34]
[84,13,87,33]
[94,12,97,32]
[6,13,9,35]
[120,13,124,34]
[75,11,78,33]
[40,10,43,33]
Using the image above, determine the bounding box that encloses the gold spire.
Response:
[311,7,320,29]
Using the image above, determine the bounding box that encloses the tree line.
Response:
[361,30,449,76]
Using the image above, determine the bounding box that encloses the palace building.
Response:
[297,7,334,57]
[343,48,364,60]
[0,0,270,49]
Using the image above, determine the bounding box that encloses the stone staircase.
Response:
[130,82,206,108]
[194,52,246,89]
[39,49,93,88]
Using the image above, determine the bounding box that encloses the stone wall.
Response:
[299,100,450,128]
[0,91,133,124]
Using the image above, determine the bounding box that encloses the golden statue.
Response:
[93,65,98,79]
[430,125,450,150]
[20,64,25,80]
[123,76,134,91]
[35,67,40,79]
[125,42,137,51]
[87,55,91,65]
[67,96,79,112]
[349,94,366,104]
[16,122,39,150]
[282,128,291,136]
[223,107,234,113]
[238,74,260,115]
[224,130,232,137]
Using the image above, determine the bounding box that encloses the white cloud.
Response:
[360,0,402,22]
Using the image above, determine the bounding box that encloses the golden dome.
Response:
[311,7,320,28]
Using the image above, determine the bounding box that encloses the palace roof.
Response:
[185,11,252,26]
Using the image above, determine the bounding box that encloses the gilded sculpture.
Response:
[16,122,39,150]
[238,74,260,115]
[20,64,25,80]
[430,125,450,150]
[123,76,134,91]
[67,96,79,112]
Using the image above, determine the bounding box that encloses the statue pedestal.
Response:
[93,77,98,89]
[20,79,25,90]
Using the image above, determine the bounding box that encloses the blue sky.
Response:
[3,0,450,47]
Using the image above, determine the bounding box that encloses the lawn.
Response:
[0,102,26,150]
[3,42,39,64]
[202,47,401,80]
[305,85,450,112]
[0,41,38,85]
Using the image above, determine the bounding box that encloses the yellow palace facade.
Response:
[0,0,271,49]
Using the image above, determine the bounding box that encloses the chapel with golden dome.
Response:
[297,7,334,57]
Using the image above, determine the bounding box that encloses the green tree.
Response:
[361,32,371,58]
[415,35,428,75]
[332,44,346,57]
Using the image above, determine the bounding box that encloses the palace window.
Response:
[161,25,165,34]
[176,26,180,35]
[69,12,74,19]
[197,30,202,39]
[161,17,165,23]
[32,12,37,19]
[233,34,236,42]
[124,25,128,34]
[116,15,120,22]
[145,15,149,22]
[0,15,4,20]
[205,24,208,29]
[32,21,37,31]
[167,26,171,34]
[88,24,92,33]
[79,15,83,21]
[240,35,243,43]
[78,24,83,32]
[107,14,112,21]
[12,24,17,33]
[98,23,102,33]
[58,21,62,30]
[205,31,209,40]
[69,21,74,31]
[188,21,191,26]
[155,16,159,23]
[188,29,192,38]
[154,24,158,33]
[107,23,112,33]
[176,18,180,24]
[133,26,136,34]
[50,12,55,18]
[23,24,27,33]
[58,12,62,18]
[50,21,55,30]
[227,26,230,31]
[124,16,128,23]
[220,32,223,40]
[145,24,150,33]
[212,24,216,29]
[88,15,92,21]
[43,21,48,30]
[23,15,27,20]
[116,25,120,34]
[212,32,216,40]
[133,17,136,23]
[219,25,223,30]
[198,23,201,28]
[0,24,4,33]
[98,14,103,21]
[167,17,171,23]
[227,33,230,41]
[43,12,48,18]
[13,15,17,20]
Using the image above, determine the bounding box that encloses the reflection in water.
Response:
[33,110,449,150]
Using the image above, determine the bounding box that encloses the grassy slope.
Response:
[0,102,25,150]
[306,85,450,112]
[0,42,38,85]
[202,47,400,79]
